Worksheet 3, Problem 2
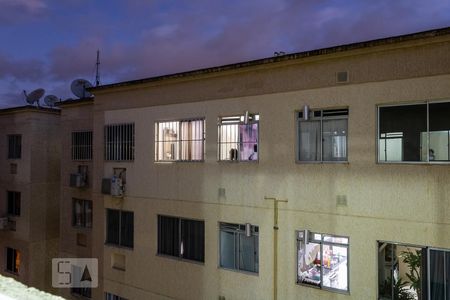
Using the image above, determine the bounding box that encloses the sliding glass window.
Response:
[378,101,450,163]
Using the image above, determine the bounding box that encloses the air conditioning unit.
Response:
[0,217,9,230]
[101,176,124,197]
[70,173,87,188]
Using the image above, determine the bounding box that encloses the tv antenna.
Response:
[70,79,93,98]
[23,88,45,107]
[95,49,100,87]
[44,95,59,107]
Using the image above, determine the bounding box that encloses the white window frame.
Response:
[297,108,348,163]
[217,113,260,162]
[154,118,205,162]
[297,230,350,293]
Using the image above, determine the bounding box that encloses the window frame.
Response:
[105,209,134,249]
[71,287,92,299]
[296,230,350,294]
[7,191,20,217]
[377,99,450,164]
[296,108,349,164]
[104,123,135,161]
[154,118,206,162]
[157,215,205,263]
[5,247,20,274]
[72,199,92,229]
[7,134,21,159]
[218,222,259,274]
[217,113,260,162]
[72,131,93,161]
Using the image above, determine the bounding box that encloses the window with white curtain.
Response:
[155,118,205,162]
[298,109,348,162]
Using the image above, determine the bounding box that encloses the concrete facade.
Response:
[0,107,60,293]
[85,28,450,299]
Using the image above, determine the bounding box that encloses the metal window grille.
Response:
[155,119,205,162]
[7,135,21,159]
[72,199,92,228]
[7,191,21,216]
[72,131,93,160]
[104,123,135,161]
[218,114,259,162]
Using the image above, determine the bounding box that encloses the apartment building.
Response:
[0,105,60,293]
[57,98,98,299]
[70,27,450,300]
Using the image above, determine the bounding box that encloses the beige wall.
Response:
[0,109,60,293]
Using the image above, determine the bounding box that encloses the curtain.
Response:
[299,120,320,161]
[430,249,445,299]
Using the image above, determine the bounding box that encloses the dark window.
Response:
[105,292,127,300]
[72,199,92,228]
[157,215,204,262]
[7,191,20,216]
[8,135,21,159]
[104,123,135,161]
[298,109,348,162]
[378,101,450,163]
[6,247,20,273]
[219,223,259,273]
[72,287,91,298]
[106,209,133,248]
[72,131,93,160]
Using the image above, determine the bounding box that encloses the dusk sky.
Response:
[1,0,449,107]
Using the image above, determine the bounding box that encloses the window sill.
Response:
[218,266,259,276]
[156,253,204,266]
[296,160,349,164]
[377,161,450,165]
[155,160,205,164]
[4,270,19,276]
[296,281,350,295]
[72,225,92,230]
[218,160,259,163]
[104,243,133,251]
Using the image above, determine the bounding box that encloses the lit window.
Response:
[219,222,259,273]
[378,101,450,163]
[72,131,93,160]
[298,109,348,162]
[6,247,20,273]
[218,113,259,161]
[297,230,349,293]
[104,123,135,161]
[157,215,205,262]
[155,119,205,162]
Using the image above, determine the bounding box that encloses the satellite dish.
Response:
[23,88,45,106]
[71,79,93,98]
[44,95,59,107]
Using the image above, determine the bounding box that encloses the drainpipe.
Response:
[265,197,288,300]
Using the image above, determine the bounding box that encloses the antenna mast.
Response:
[95,50,100,86]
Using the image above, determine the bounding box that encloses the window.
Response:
[72,199,92,228]
[71,288,91,298]
[297,230,349,293]
[6,247,20,273]
[157,215,205,262]
[72,131,93,160]
[105,292,127,300]
[106,209,133,248]
[378,101,450,163]
[7,191,20,216]
[104,123,134,161]
[378,241,450,300]
[155,119,205,162]
[7,135,21,159]
[219,223,259,273]
[298,109,348,162]
[218,113,259,161]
